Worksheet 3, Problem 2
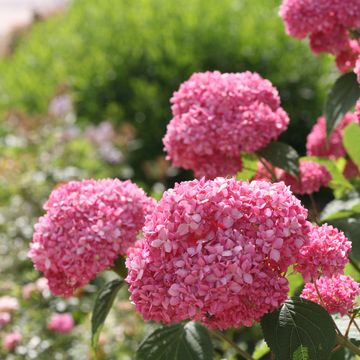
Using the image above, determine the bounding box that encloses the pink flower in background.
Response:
[127,178,309,329]
[295,224,351,281]
[35,277,49,292]
[0,313,11,327]
[279,0,360,71]
[355,57,360,83]
[306,113,360,179]
[301,275,360,315]
[163,71,289,178]
[279,160,331,195]
[29,179,155,297]
[22,283,37,299]
[3,331,22,351]
[356,99,360,122]
[0,297,18,313]
[48,313,74,334]
[253,160,284,182]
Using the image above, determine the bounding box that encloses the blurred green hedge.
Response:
[0,0,333,182]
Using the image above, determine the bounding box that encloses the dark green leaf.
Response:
[257,142,299,177]
[91,279,123,349]
[136,322,213,360]
[327,214,360,260]
[236,153,258,180]
[261,298,336,360]
[343,123,360,170]
[325,72,360,136]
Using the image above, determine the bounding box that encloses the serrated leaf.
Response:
[136,322,213,360]
[325,72,360,136]
[327,215,360,260]
[257,142,299,177]
[302,156,353,197]
[236,153,258,180]
[261,298,336,360]
[91,279,123,349]
[343,123,360,171]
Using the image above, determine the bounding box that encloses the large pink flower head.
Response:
[301,275,360,315]
[280,0,360,71]
[295,224,351,282]
[279,160,331,195]
[29,179,155,297]
[163,71,289,178]
[48,313,74,334]
[306,113,360,179]
[126,178,309,329]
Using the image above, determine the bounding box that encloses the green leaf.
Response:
[302,156,353,197]
[261,298,336,360]
[321,191,360,221]
[327,214,360,260]
[257,142,299,177]
[136,322,213,360]
[343,123,360,171]
[236,153,258,180]
[91,279,123,349]
[325,72,360,136]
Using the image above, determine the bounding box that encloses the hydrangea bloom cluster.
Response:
[126,178,310,329]
[306,113,360,179]
[254,160,330,194]
[295,224,351,281]
[48,313,75,334]
[29,179,154,297]
[163,71,289,178]
[3,331,22,351]
[356,57,360,83]
[279,160,331,195]
[301,275,360,315]
[279,0,360,71]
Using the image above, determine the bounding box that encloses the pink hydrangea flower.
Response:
[126,178,309,329]
[3,331,22,351]
[0,297,18,313]
[253,160,284,182]
[163,71,289,178]
[279,160,331,195]
[356,99,360,122]
[301,275,360,315]
[356,56,360,83]
[295,224,351,282]
[0,313,11,327]
[306,113,360,179]
[48,313,74,334]
[29,179,155,297]
[280,0,360,71]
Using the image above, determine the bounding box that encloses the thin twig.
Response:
[346,313,357,338]
[258,156,277,182]
[336,334,360,356]
[309,193,319,224]
[210,330,254,360]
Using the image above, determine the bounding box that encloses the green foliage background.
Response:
[0,0,333,183]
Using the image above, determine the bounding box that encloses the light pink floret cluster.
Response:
[48,313,75,334]
[301,275,360,315]
[295,224,351,282]
[279,160,331,195]
[306,113,360,179]
[163,71,289,178]
[279,0,360,71]
[29,179,154,297]
[356,99,360,122]
[126,178,309,329]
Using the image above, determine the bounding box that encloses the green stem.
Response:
[336,334,360,356]
[210,330,254,360]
